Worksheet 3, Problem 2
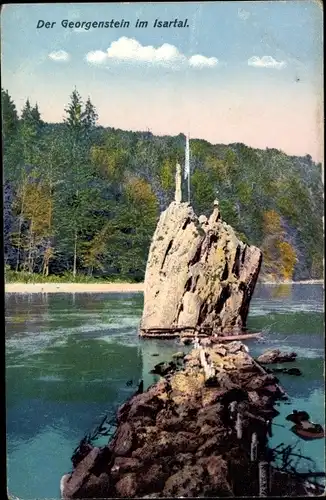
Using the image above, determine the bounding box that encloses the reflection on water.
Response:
[271,283,293,299]
[5,285,325,499]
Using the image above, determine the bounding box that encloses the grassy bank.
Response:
[5,270,138,285]
[6,270,323,286]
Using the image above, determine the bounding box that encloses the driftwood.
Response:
[213,333,262,341]
[140,328,262,341]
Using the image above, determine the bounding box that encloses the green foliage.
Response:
[191,169,216,216]
[219,200,239,228]
[1,88,19,141]
[5,270,134,284]
[20,98,43,164]
[160,159,175,191]
[82,96,98,131]
[64,88,84,135]
[2,88,324,282]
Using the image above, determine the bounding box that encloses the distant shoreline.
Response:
[258,280,324,285]
[5,283,145,294]
[4,280,323,294]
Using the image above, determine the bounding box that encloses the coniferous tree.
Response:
[2,89,22,182]
[1,88,19,141]
[62,88,102,277]
[64,88,84,142]
[20,98,42,165]
[82,96,98,131]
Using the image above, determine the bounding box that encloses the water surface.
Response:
[5,284,325,498]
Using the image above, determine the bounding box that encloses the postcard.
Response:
[2,1,324,499]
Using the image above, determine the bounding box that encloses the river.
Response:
[5,283,325,499]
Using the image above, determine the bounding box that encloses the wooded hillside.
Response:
[2,88,324,282]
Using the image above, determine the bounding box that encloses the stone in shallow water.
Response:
[257,349,297,364]
[61,447,112,499]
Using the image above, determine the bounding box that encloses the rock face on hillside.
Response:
[140,201,262,336]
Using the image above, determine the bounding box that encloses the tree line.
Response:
[2,88,324,282]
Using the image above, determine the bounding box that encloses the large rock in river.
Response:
[140,201,262,336]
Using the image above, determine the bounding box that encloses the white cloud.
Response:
[238,8,250,21]
[85,37,218,69]
[189,54,218,68]
[86,50,107,64]
[105,37,186,65]
[248,56,287,69]
[48,50,70,62]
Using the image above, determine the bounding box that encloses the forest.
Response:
[2,87,324,283]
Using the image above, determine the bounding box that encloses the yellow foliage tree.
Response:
[125,177,157,210]
[263,210,284,237]
[91,145,128,181]
[23,182,52,272]
[261,210,284,279]
[11,178,53,273]
[278,241,297,281]
[262,210,297,280]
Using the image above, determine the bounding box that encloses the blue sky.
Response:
[1,1,323,160]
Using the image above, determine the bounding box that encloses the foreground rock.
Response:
[61,341,307,499]
[257,349,297,364]
[140,201,262,337]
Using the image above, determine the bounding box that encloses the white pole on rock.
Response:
[184,133,191,203]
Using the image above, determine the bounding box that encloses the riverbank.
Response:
[258,280,324,285]
[5,280,324,294]
[5,283,144,294]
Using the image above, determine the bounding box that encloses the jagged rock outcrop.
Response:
[140,201,262,336]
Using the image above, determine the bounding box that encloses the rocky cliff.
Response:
[140,201,262,336]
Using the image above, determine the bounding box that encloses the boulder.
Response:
[115,473,138,497]
[61,448,111,499]
[257,349,297,364]
[150,361,176,376]
[112,422,134,457]
[163,464,206,497]
[137,464,169,495]
[140,201,262,336]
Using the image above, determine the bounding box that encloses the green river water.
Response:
[5,283,325,498]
